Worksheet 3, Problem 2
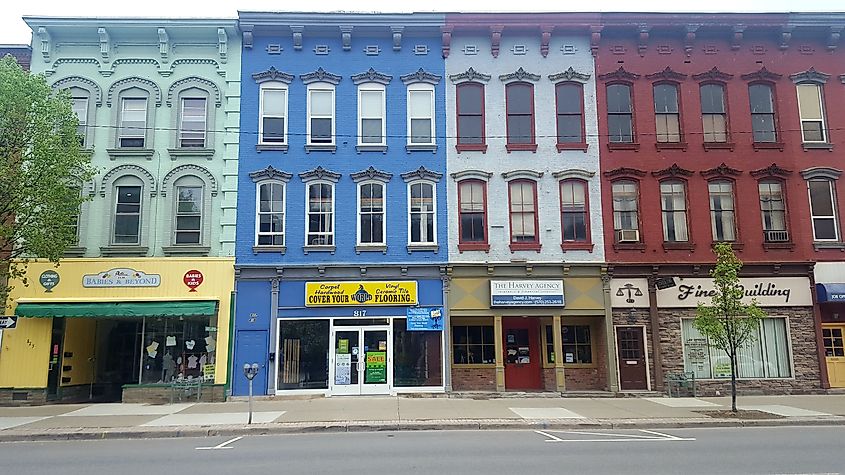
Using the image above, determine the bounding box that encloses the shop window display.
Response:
[393,319,442,387]
[141,314,218,384]
[452,324,495,364]
[277,320,329,390]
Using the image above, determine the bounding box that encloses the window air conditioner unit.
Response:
[616,229,640,243]
[764,230,789,243]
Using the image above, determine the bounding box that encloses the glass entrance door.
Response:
[330,326,391,395]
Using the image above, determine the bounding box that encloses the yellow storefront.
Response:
[0,258,234,405]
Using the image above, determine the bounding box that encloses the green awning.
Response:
[15,301,217,318]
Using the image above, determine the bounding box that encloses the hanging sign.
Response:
[406,307,444,331]
[490,280,564,307]
[83,268,161,288]
[39,270,60,292]
[183,270,204,292]
[365,352,386,383]
[305,281,418,307]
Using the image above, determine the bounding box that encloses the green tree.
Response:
[694,242,766,412]
[0,55,96,308]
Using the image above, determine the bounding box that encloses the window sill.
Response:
[813,242,845,251]
[509,242,542,253]
[763,241,795,250]
[107,148,154,160]
[162,245,210,257]
[168,148,215,160]
[406,144,437,153]
[256,144,288,153]
[802,142,834,151]
[655,142,687,151]
[305,144,337,153]
[356,145,388,154]
[612,242,646,251]
[505,143,538,153]
[458,243,490,253]
[253,245,286,255]
[561,242,594,252]
[303,245,336,254]
[456,144,488,154]
[407,244,439,253]
[711,241,744,251]
[63,246,86,258]
[451,363,496,369]
[80,148,95,156]
[663,242,695,251]
[556,143,589,152]
[703,142,735,151]
[607,142,640,151]
[753,142,785,151]
[100,245,149,257]
[355,245,387,254]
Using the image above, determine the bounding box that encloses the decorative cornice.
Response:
[552,169,596,181]
[400,68,442,85]
[249,165,293,183]
[450,169,493,182]
[52,76,103,106]
[790,67,830,84]
[350,166,393,183]
[106,76,162,107]
[548,67,591,84]
[645,66,688,81]
[161,164,218,197]
[750,163,793,178]
[652,163,694,178]
[800,166,843,180]
[598,66,640,82]
[166,76,222,108]
[100,164,157,197]
[299,166,341,183]
[300,67,342,85]
[700,162,743,178]
[692,66,734,82]
[603,167,646,178]
[252,66,294,84]
[351,67,393,86]
[499,67,541,83]
[449,67,491,84]
[741,67,783,82]
[501,169,544,181]
[401,166,443,183]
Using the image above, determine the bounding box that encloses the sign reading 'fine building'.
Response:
[490,280,565,307]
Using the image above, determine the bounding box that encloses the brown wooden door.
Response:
[503,317,542,390]
[616,326,648,390]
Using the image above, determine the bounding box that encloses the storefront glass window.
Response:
[452,324,495,365]
[277,320,329,390]
[141,315,217,384]
[562,325,592,364]
[393,319,442,387]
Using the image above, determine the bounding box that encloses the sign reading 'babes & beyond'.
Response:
[82,268,161,288]
[490,280,565,307]
[305,281,418,307]
[656,277,812,308]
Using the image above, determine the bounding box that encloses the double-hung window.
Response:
[408,86,434,145]
[358,182,385,245]
[179,98,207,148]
[72,97,89,147]
[508,180,539,249]
[607,84,634,143]
[119,98,147,148]
[259,85,287,144]
[654,84,681,143]
[174,185,203,244]
[660,180,689,242]
[306,183,334,246]
[505,83,535,148]
[701,84,728,143]
[308,86,335,145]
[555,83,584,146]
[749,84,777,143]
[759,180,788,242]
[708,181,736,242]
[409,182,435,245]
[612,181,640,241]
[358,86,385,146]
[114,185,142,244]
[256,182,285,246]
[796,83,827,143]
[456,83,485,149]
[560,180,588,243]
[458,180,488,249]
[452,325,495,365]
[808,179,839,241]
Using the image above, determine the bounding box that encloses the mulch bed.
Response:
[693,409,784,419]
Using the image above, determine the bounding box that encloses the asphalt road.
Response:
[1,426,843,474]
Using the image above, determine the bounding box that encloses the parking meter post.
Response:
[248,378,253,424]
[243,362,260,425]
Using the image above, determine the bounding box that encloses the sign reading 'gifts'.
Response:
[305,281,418,307]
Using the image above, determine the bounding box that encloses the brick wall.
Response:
[542,368,556,391]
[122,384,226,404]
[565,367,606,391]
[451,366,497,391]
[0,388,48,406]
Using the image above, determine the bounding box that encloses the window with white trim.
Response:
[759,180,788,241]
[256,181,285,246]
[113,179,142,244]
[306,182,334,246]
[612,181,639,234]
[797,83,827,143]
[708,180,736,242]
[358,182,385,245]
[682,318,792,379]
[259,84,287,144]
[660,180,689,242]
[808,179,839,241]
[179,98,207,148]
[174,182,203,244]
[119,97,147,148]
[72,97,89,147]
[307,85,335,145]
[358,85,386,145]
[407,85,434,145]
[701,83,728,143]
[409,181,435,245]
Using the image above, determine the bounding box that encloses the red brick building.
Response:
[0,45,31,71]
[595,13,845,394]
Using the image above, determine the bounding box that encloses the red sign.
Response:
[183,270,204,292]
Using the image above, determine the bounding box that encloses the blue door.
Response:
[233,330,269,396]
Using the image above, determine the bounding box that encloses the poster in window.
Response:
[335,354,352,385]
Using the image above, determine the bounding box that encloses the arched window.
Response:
[358,181,385,245]
[408,181,436,245]
[358,84,386,147]
[177,90,209,148]
[112,176,144,245]
[173,176,204,245]
[259,83,287,145]
[256,181,285,246]
[307,182,334,246]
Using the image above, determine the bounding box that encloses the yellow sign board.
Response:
[305,281,418,307]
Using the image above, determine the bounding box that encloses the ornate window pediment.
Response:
[449,67,491,84]
[498,67,541,83]
[100,164,157,196]
[350,166,393,183]
[800,166,843,180]
[548,67,591,84]
[252,66,294,84]
[450,169,493,182]
[790,67,830,84]
[652,163,694,178]
[401,166,443,183]
[299,166,341,183]
[552,169,596,181]
[598,66,640,82]
[52,76,103,106]
[351,68,393,85]
[646,67,688,82]
[692,67,734,82]
[300,67,342,85]
[750,163,792,178]
[166,76,222,108]
[106,77,162,107]
[400,68,442,85]
[249,165,292,183]
[741,67,782,82]
[502,169,543,181]
[700,162,743,178]
[603,167,646,178]
[161,164,218,197]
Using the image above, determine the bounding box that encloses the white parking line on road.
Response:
[196,436,244,450]
[534,429,696,443]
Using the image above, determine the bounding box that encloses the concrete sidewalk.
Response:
[0,394,843,442]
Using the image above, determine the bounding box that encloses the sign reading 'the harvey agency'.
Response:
[490,280,565,307]
[82,268,161,288]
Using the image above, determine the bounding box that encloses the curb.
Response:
[0,416,842,443]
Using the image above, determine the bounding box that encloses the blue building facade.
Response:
[233,13,449,396]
